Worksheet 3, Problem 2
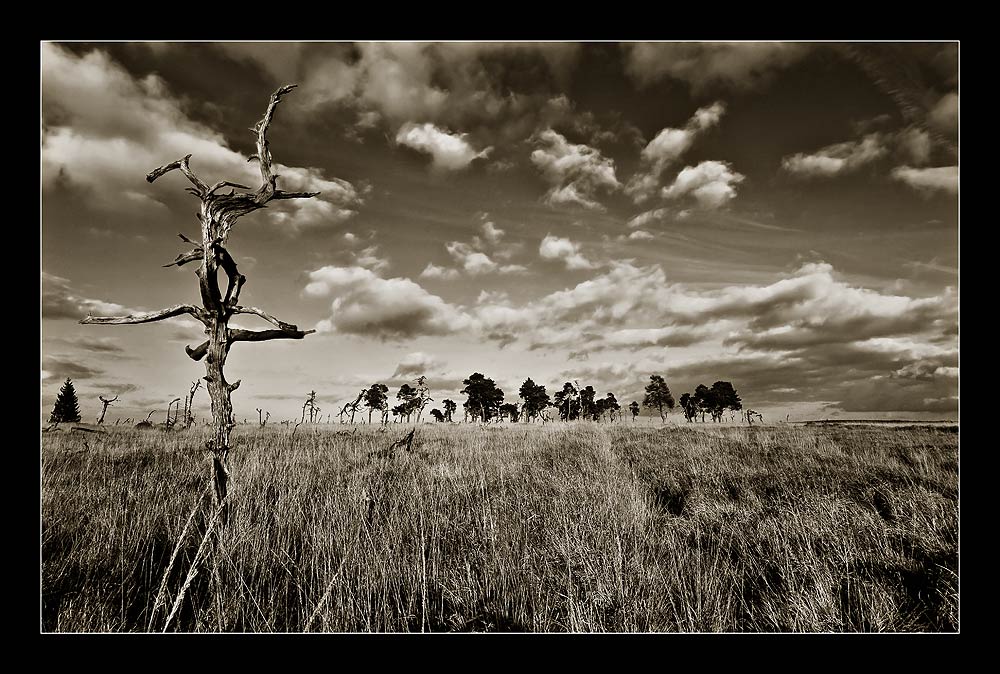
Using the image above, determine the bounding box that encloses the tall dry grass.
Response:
[41,422,958,632]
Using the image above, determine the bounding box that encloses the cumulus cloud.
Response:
[539,235,597,270]
[300,257,956,414]
[42,43,362,230]
[626,102,726,203]
[627,230,655,241]
[890,166,958,195]
[238,42,584,162]
[623,42,809,92]
[445,241,500,275]
[304,265,472,340]
[421,217,527,278]
[395,122,492,171]
[420,263,461,281]
[42,272,135,320]
[351,245,390,273]
[481,220,505,244]
[530,129,621,211]
[661,160,745,209]
[266,164,365,230]
[781,134,888,177]
[626,208,671,230]
[392,351,445,377]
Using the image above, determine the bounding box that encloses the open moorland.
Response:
[41,422,958,632]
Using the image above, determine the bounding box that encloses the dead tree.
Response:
[80,85,318,520]
[183,380,202,429]
[348,389,366,424]
[97,395,118,424]
[136,411,156,429]
[257,408,270,428]
[166,398,182,426]
[302,390,319,423]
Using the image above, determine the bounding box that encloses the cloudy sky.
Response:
[41,41,958,423]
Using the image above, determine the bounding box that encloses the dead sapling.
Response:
[97,394,118,425]
[256,408,270,428]
[369,427,418,460]
[182,380,202,429]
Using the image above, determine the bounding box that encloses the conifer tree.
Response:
[50,378,82,423]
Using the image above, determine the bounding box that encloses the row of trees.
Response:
[678,382,743,423]
[284,373,749,426]
[419,373,745,425]
[48,373,749,428]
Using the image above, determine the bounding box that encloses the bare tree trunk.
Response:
[204,320,236,520]
[97,395,117,424]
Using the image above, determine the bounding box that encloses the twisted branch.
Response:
[164,247,204,268]
[231,306,300,332]
[146,154,210,196]
[228,328,315,344]
[80,304,209,326]
[207,180,251,197]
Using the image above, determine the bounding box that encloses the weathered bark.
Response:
[80,305,208,326]
[80,85,319,522]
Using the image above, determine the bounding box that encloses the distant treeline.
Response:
[323,373,751,425]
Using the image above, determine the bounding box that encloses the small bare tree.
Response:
[256,408,270,428]
[164,398,182,427]
[97,394,118,424]
[182,380,202,429]
[348,389,366,424]
[302,390,320,423]
[80,85,318,519]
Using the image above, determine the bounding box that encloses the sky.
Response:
[40,41,959,423]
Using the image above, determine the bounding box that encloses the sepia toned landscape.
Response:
[41,41,958,633]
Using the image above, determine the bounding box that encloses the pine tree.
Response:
[50,378,82,423]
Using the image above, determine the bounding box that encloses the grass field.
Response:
[40,422,959,632]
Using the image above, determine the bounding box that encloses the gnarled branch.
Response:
[185,341,210,361]
[228,328,315,344]
[80,304,209,326]
[252,84,300,205]
[272,190,322,201]
[207,180,251,197]
[164,247,204,268]
[231,306,300,332]
[146,154,210,196]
